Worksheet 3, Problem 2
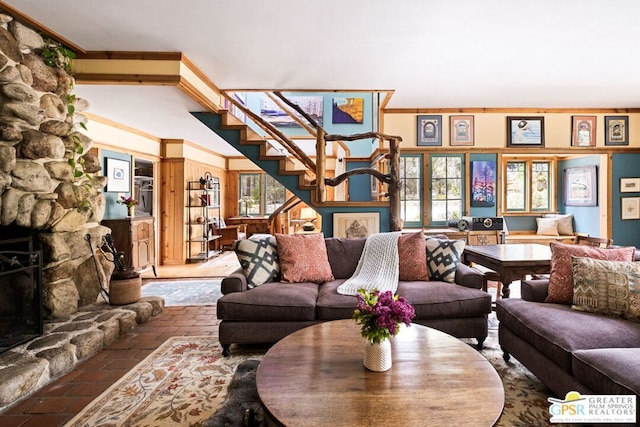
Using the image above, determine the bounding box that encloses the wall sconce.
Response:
[300,207,317,231]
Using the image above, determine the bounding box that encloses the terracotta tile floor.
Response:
[0,306,220,427]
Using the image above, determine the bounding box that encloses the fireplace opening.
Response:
[0,234,43,354]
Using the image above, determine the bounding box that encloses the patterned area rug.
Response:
[141,280,222,306]
[67,320,556,426]
[64,336,265,427]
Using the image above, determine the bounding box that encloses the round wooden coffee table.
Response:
[256,320,504,427]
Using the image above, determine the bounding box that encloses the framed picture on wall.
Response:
[105,157,131,192]
[571,115,596,147]
[333,212,379,238]
[604,116,629,146]
[620,178,640,193]
[416,115,442,146]
[450,115,474,146]
[506,116,545,147]
[470,160,496,207]
[621,197,640,220]
[564,165,597,207]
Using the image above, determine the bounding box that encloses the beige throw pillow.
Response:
[543,213,574,235]
[536,217,559,236]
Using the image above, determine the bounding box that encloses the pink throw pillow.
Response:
[546,241,636,304]
[398,231,428,281]
[276,233,335,283]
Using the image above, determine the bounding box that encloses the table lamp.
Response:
[300,207,317,231]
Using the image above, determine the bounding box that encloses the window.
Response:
[399,155,422,225]
[430,154,464,225]
[239,173,286,216]
[503,159,554,213]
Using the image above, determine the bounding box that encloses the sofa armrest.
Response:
[520,279,549,302]
[221,269,249,294]
[455,263,484,289]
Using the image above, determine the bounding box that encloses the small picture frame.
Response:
[417,115,442,146]
[506,116,545,147]
[450,115,474,146]
[620,178,640,193]
[604,116,629,146]
[333,212,380,238]
[105,157,131,192]
[571,115,596,147]
[621,197,640,220]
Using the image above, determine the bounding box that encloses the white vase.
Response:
[363,338,392,372]
[127,206,135,218]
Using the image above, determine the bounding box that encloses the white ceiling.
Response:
[5,0,640,156]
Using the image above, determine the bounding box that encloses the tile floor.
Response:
[0,306,219,427]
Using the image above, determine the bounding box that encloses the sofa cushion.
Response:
[572,256,640,322]
[536,217,559,236]
[497,298,640,373]
[572,348,640,395]
[276,233,335,283]
[425,237,465,283]
[398,231,429,281]
[542,213,574,236]
[217,282,319,321]
[324,237,366,279]
[316,280,360,320]
[233,235,280,288]
[397,281,491,319]
[546,242,636,304]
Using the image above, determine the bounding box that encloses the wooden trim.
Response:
[76,51,183,60]
[607,153,613,239]
[181,54,221,94]
[177,77,220,112]
[91,141,161,161]
[181,138,228,159]
[0,2,85,53]
[384,107,640,114]
[73,74,181,85]
[85,113,162,142]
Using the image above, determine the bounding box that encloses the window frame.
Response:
[428,153,465,227]
[238,173,286,216]
[399,154,423,227]
[500,156,556,215]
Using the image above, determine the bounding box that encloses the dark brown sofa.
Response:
[497,279,640,397]
[217,237,491,356]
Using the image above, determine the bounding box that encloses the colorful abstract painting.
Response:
[260,96,323,127]
[332,97,364,124]
[471,161,496,207]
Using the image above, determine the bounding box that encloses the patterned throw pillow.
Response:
[398,231,428,281]
[233,235,280,288]
[425,237,465,283]
[276,233,335,283]
[546,242,636,304]
[571,256,640,322]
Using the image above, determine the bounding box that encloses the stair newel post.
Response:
[388,138,402,231]
[316,127,327,202]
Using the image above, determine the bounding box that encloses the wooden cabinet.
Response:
[102,217,156,275]
[227,216,269,236]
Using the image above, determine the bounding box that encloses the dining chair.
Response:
[574,234,613,248]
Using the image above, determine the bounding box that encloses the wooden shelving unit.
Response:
[186,179,221,263]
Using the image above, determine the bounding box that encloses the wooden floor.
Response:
[141,250,241,280]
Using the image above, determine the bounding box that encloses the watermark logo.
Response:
[548,391,636,423]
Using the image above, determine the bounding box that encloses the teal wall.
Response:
[102,149,132,219]
[612,153,640,247]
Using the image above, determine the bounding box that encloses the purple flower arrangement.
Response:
[353,288,416,344]
[116,196,138,208]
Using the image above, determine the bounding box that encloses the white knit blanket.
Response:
[337,232,402,296]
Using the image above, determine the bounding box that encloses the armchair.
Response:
[211,219,248,250]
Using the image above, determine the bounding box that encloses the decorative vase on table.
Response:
[363,338,392,372]
[127,206,135,218]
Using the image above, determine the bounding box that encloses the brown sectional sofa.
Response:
[497,278,640,397]
[217,237,492,356]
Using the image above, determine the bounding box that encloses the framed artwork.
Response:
[416,115,442,146]
[105,157,131,192]
[333,212,379,238]
[470,160,496,207]
[620,178,640,193]
[506,116,545,147]
[564,165,597,207]
[621,197,640,220]
[450,115,474,146]
[332,97,364,124]
[571,115,596,147]
[605,116,629,146]
[259,95,323,127]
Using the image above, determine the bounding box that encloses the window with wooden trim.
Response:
[399,155,422,226]
[503,158,555,214]
[239,173,286,216]
[430,154,464,226]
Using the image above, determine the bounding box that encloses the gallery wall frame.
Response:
[333,212,380,238]
[416,115,442,146]
[450,115,474,146]
[105,157,131,192]
[564,165,597,207]
[620,178,640,193]
[621,197,640,220]
[604,116,629,146]
[506,116,545,147]
[571,115,596,147]
[260,95,323,127]
[470,160,496,207]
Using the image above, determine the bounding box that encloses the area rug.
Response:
[141,279,222,306]
[64,336,264,427]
